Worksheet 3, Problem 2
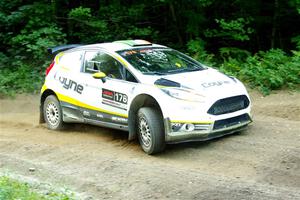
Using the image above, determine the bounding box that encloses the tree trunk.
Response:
[169,2,183,46]
[271,0,279,49]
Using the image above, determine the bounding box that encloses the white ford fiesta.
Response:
[40,39,252,154]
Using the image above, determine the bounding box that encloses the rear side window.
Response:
[83,51,102,73]
[58,51,83,72]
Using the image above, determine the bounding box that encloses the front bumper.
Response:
[164,113,252,143]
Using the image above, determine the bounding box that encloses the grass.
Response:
[0,176,74,200]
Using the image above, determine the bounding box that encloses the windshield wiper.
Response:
[143,71,167,75]
[184,67,202,72]
[166,67,202,74]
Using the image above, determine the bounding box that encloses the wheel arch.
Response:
[39,89,58,123]
[128,94,164,141]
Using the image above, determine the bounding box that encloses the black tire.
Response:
[43,95,65,130]
[137,107,165,154]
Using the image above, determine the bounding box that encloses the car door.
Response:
[52,50,86,123]
[76,50,139,130]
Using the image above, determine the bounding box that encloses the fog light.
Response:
[171,123,195,132]
[184,123,195,131]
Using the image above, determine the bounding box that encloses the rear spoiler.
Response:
[47,44,82,54]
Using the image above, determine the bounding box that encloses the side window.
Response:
[100,53,123,79]
[59,51,83,72]
[125,69,138,83]
[84,51,123,79]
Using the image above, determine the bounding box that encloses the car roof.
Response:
[70,40,167,52]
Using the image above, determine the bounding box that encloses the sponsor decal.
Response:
[96,114,104,118]
[102,89,128,104]
[102,89,128,110]
[202,81,230,88]
[59,76,84,94]
[77,106,128,125]
[111,116,128,123]
[102,89,114,100]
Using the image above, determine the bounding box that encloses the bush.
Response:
[10,26,66,61]
[220,49,300,95]
[291,35,300,50]
[0,2,66,97]
[187,38,215,66]
[0,64,44,96]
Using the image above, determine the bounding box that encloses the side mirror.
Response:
[92,72,106,83]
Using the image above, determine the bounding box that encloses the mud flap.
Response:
[39,104,45,123]
[128,118,137,141]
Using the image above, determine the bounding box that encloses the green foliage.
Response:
[187,38,215,65]
[288,0,300,13]
[0,1,66,96]
[68,7,108,43]
[97,3,157,40]
[0,176,74,200]
[11,26,66,60]
[291,35,300,50]
[0,0,300,96]
[68,6,92,20]
[220,49,300,95]
[205,18,254,41]
[0,64,44,96]
[219,58,242,76]
[219,47,251,62]
[67,4,157,43]
[0,1,66,64]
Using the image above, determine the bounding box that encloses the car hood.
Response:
[142,68,247,98]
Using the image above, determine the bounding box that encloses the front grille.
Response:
[207,95,250,115]
[213,114,251,130]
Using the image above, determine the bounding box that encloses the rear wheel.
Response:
[137,107,165,154]
[43,95,65,130]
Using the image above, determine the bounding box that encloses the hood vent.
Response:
[154,78,181,87]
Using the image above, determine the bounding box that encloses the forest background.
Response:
[0,0,299,95]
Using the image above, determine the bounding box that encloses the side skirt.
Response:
[84,118,128,131]
[61,101,129,131]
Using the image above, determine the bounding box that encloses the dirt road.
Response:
[0,91,299,200]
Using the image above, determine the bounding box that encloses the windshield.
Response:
[117,48,206,75]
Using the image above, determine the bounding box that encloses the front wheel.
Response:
[137,107,165,154]
[43,95,65,130]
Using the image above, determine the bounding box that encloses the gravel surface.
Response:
[0,91,299,200]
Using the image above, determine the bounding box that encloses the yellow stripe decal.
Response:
[41,84,47,93]
[115,55,130,68]
[55,52,64,63]
[56,92,128,118]
[54,53,70,71]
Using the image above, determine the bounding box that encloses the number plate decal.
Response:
[102,89,128,110]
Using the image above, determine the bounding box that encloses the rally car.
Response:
[40,40,252,154]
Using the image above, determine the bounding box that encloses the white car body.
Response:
[40,40,252,149]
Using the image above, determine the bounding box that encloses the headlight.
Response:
[161,87,205,102]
